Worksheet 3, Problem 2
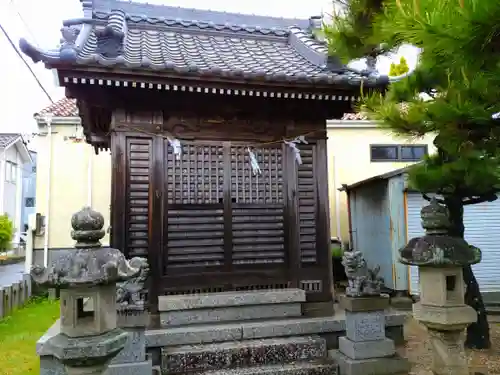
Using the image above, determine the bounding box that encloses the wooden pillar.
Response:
[110,133,125,253]
[148,135,164,323]
[284,142,301,289]
[315,137,334,304]
[223,142,234,288]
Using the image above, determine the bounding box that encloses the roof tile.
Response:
[76,26,339,82]
[341,113,369,121]
[0,134,21,148]
[35,98,78,118]
[91,1,311,34]
[19,0,388,88]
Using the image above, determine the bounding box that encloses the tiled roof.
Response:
[92,1,312,32]
[0,134,21,148]
[341,113,369,120]
[19,0,388,88]
[35,98,78,118]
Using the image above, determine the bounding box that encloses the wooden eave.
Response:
[53,65,386,97]
[61,63,385,153]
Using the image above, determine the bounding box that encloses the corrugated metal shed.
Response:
[407,193,500,295]
[349,179,393,288]
[342,167,409,291]
[343,167,500,295]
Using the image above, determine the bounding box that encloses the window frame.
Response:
[399,145,428,161]
[5,161,17,184]
[370,144,428,162]
[25,197,35,208]
[369,144,399,162]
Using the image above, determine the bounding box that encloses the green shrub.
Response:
[0,214,14,252]
[331,245,343,258]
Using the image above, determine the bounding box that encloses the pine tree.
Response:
[389,57,409,76]
[325,0,500,349]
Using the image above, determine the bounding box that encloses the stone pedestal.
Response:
[426,329,469,375]
[412,281,476,375]
[330,296,410,375]
[66,366,110,375]
[105,306,152,375]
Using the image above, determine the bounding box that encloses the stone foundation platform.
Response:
[37,289,408,375]
[329,350,410,375]
[158,289,304,327]
[201,362,338,375]
[146,309,407,351]
[163,336,326,374]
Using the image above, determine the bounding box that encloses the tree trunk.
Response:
[444,195,490,349]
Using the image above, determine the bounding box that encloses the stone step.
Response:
[161,336,326,374]
[485,305,500,315]
[484,299,500,308]
[158,289,306,311]
[159,289,306,327]
[147,313,407,348]
[197,361,338,375]
[160,302,302,327]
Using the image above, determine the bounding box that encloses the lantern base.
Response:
[42,328,129,373]
[426,328,471,375]
[65,364,107,375]
[413,303,476,330]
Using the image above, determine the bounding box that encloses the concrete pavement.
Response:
[0,262,24,287]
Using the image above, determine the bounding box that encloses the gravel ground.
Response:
[398,318,500,374]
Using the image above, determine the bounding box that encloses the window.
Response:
[370,145,398,161]
[5,161,16,183]
[370,145,428,162]
[25,197,35,208]
[400,145,427,161]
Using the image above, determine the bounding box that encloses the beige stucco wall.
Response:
[32,121,111,249]
[327,120,436,243]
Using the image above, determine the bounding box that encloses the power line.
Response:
[9,0,39,46]
[0,22,54,104]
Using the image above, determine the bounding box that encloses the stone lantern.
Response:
[399,198,481,375]
[31,207,148,375]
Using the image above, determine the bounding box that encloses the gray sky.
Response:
[0,0,418,134]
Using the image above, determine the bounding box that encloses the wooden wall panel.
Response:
[297,144,317,264]
[125,137,153,258]
[110,111,332,304]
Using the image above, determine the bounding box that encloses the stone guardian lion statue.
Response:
[342,250,384,297]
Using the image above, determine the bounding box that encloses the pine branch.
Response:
[422,193,444,204]
[462,193,498,206]
[325,0,395,63]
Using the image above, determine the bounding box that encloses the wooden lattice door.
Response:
[161,141,289,292]
[230,145,286,267]
[114,132,331,302]
[163,142,225,273]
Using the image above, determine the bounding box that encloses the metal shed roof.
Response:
[340,166,411,192]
